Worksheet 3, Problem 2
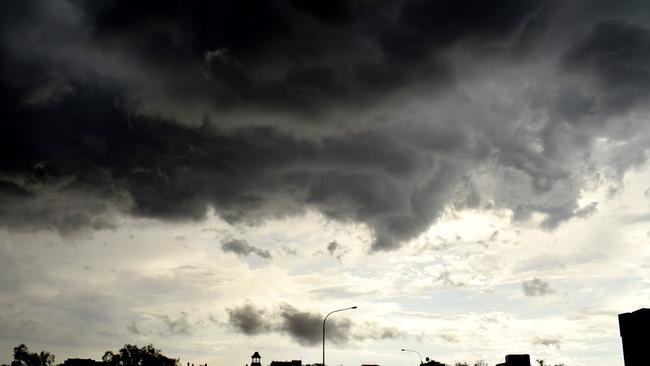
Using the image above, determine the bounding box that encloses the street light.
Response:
[401,349,423,365]
[323,306,357,366]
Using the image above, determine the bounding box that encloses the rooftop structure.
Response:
[495,354,531,366]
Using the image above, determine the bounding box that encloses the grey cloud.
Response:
[222,239,272,259]
[351,321,404,342]
[574,201,598,218]
[126,321,141,336]
[522,278,555,297]
[158,312,192,335]
[208,314,219,326]
[620,212,650,225]
[532,336,561,349]
[226,303,271,335]
[278,304,348,346]
[375,327,403,340]
[0,174,117,238]
[435,271,465,288]
[225,303,399,346]
[438,333,460,344]
[277,305,400,346]
[281,247,299,256]
[327,241,338,256]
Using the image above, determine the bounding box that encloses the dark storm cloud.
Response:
[521,278,555,297]
[562,20,650,114]
[0,74,488,250]
[68,0,543,112]
[222,239,272,259]
[2,0,650,250]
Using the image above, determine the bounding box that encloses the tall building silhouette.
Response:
[619,308,650,365]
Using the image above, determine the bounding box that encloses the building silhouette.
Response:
[270,361,301,366]
[421,357,444,366]
[619,308,650,366]
[495,354,530,366]
[61,359,101,366]
[251,352,262,366]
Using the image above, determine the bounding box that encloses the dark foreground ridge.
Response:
[4,308,649,366]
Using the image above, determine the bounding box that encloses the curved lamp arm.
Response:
[323,306,357,366]
[401,349,423,364]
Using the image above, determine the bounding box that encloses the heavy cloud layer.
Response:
[2,0,650,250]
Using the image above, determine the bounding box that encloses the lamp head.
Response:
[351,306,358,309]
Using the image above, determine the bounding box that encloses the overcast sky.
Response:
[2,1,650,365]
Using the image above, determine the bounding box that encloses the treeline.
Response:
[2,344,177,366]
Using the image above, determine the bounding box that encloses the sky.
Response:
[2,1,650,365]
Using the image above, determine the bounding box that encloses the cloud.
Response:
[226,303,272,335]
[327,241,338,256]
[158,312,192,335]
[126,321,141,335]
[521,278,555,297]
[1,0,650,252]
[563,20,650,114]
[438,333,460,344]
[276,304,402,346]
[222,239,272,259]
[277,304,334,346]
[435,270,465,288]
[532,336,561,349]
[225,303,399,346]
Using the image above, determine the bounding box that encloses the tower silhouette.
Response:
[251,352,262,366]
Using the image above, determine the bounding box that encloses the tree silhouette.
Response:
[536,360,565,366]
[102,344,177,366]
[9,344,54,366]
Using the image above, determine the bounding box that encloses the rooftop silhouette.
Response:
[495,354,530,366]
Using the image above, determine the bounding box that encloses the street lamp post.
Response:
[322,306,357,366]
[401,349,423,365]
